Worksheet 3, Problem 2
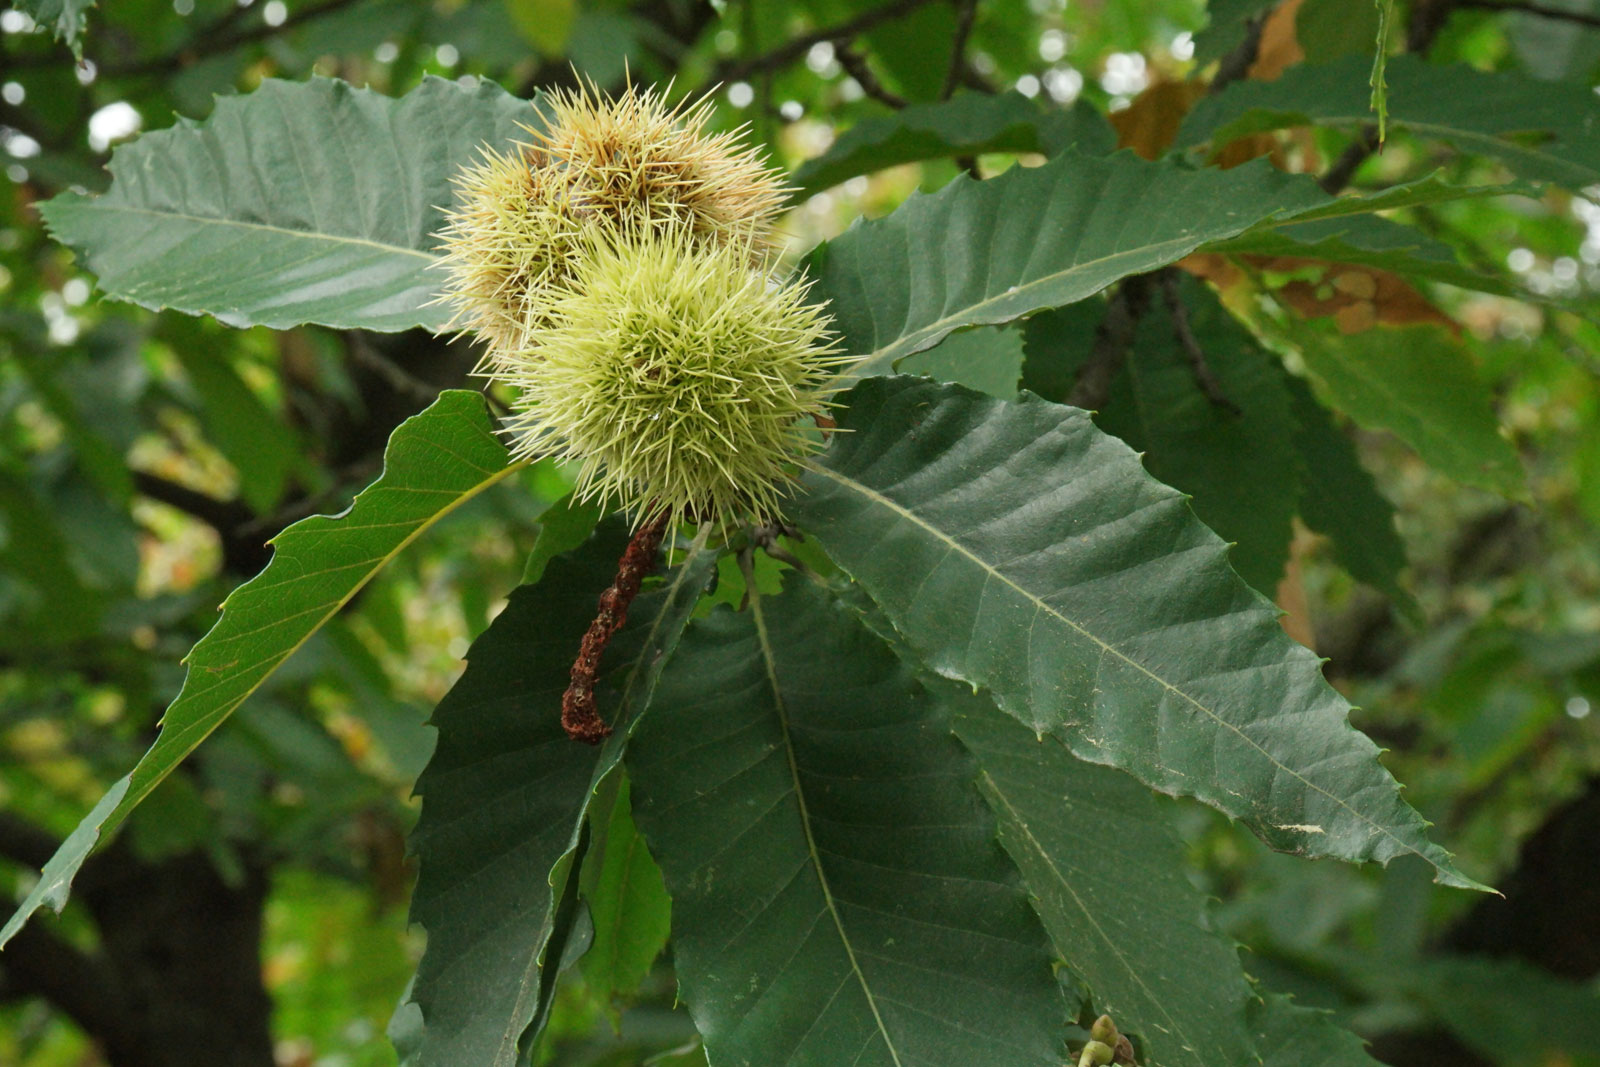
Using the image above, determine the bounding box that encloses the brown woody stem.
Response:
[561,512,670,744]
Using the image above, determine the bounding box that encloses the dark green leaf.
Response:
[40,76,537,331]
[952,697,1259,1067]
[789,92,1113,196]
[1023,276,1300,594]
[1284,374,1415,612]
[408,528,715,1066]
[0,390,519,953]
[807,151,1330,383]
[898,324,1025,399]
[1018,299,1103,402]
[791,376,1481,888]
[1180,55,1600,190]
[1289,324,1524,498]
[861,1,957,102]
[1209,215,1520,298]
[1192,0,1275,63]
[629,582,1068,1067]
[1250,995,1383,1067]
[523,492,605,584]
[1409,956,1600,1062]
[0,468,100,641]
[1268,172,1538,223]
[1297,0,1380,61]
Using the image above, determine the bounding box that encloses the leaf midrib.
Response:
[59,201,439,262]
[1217,112,1593,181]
[110,455,526,837]
[807,461,1434,867]
[491,534,711,1065]
[749,589,906,1067]
[976,766,1203,1066]
[853,238,1206,380]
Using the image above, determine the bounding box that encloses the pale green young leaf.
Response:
[791,376,1482,889]
[0,390,519,952]
[522,492,604,584]
[1369,0,1394,143]
[576,775,671,1003]
[0,778,127,952]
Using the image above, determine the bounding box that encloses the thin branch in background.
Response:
[343,331,441,405]
[940,0,978,100]
[1208,12,1267,95]
[236,454,383,539]
[836,46,907,108]
[1320,124,1381,193]
[715,0,941,83]
[1070,2,1262,418]
[1068,275,1152,411]
[750,522,810,574]
[131,471,276,575]
[1158,269,1240,414]
[104,0,367,77]
[0,922,133,1051]
[131,471,255,535]
[0,813,62,871]
[1456,0,1600,27]
[956,62,998,93]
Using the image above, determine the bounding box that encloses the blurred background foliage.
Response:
[0,0,1597,1064]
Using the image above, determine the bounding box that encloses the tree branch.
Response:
[343,331,442,405]
[1208,12,1267,95]
[1319,125,1381,194]
[0,813,61,871]
[103,0,367,78]
[836,46,907,108]
[940,0,978,100]
[715,0,941,83]
[1067,275,1153,411]
[1066,8,1268,413]
[132,472,275,575]
[1456,0,1600,27]
[0,922,133,1053]
[1158,270,1240,414]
